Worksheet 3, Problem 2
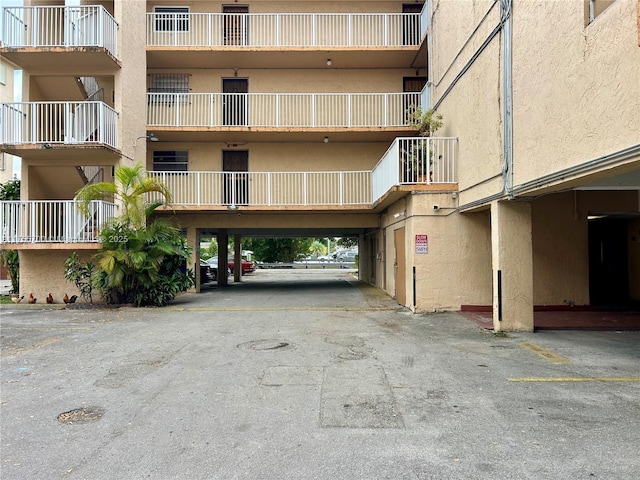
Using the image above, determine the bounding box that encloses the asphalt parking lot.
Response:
[1,270,639,479]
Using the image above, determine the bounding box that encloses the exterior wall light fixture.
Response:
[134,133,159,146]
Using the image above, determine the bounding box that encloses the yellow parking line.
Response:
[166,306,396,312]
[517,342,570,364]
[509,377,640,382]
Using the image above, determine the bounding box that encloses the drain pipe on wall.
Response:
[501,0,514,199]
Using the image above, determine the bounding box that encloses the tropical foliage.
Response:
[242,238,313,263]
[0,179,20,293]
[70,164,194,306]
[64,252,96,304]
[75,164,172,229]
[406,105,444,137]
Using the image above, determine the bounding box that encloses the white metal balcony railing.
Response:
[147,12,423,48]
[1,6,119,58]
[0,200,117,244]
[372,137,458,201]
[148,171,373,207]
[0,138,456,244]
[148,137,457,208]
[147,92,421,128]
[0,101,119,149]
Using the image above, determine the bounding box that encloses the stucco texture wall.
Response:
[18,249,98,305]
[377,195,492,311]
[148,68,417,93]
[147,142,389,172]
[512,0,640,184]
[407,197,492,311]
[531,190,639,305]
[149,2,408,15]
[430,0,504,207]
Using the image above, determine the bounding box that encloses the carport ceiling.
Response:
[198,228,368,237]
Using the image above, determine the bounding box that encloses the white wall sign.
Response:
[415,234,428,254]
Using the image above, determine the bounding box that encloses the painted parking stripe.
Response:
[166,306,396,312]
[517,342,570,363]
[508,377,640,382]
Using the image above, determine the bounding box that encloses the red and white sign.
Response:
[415,234,428,254]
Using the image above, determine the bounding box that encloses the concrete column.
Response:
[233,234,242,283]
[217,230,229,286]
[491,200,534,332]
[114,0,148,168]
[186,227,201,293]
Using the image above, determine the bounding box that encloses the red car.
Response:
[228,257,256,275]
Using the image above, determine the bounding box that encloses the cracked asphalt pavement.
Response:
[1,270,639,479]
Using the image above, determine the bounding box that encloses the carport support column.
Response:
[234,234,242,283]
[187,227,201,293]
[218,230,229,286]
[491,200,534,332]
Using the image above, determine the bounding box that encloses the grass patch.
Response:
[0,295,15,305]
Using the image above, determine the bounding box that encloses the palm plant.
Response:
[405,106,444,181]
[75,164,172,229]
[70,164,193,306]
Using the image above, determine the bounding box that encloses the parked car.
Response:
[333,249,358,262]
[227,256,256,275]
[204,258,231,281]
[200,260,213,283]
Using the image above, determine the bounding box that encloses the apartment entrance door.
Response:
[222,150,249,206]
[588,217,630,307]
[394,227,406,305]
[403,76,427,117]
[223,5,248,45]
[223,78,248,126]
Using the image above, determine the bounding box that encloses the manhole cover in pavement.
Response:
[238,339,297,351]
[57,407,105,424]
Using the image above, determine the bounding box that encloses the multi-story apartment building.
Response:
[0,56,18,184]
[1,0,638,331]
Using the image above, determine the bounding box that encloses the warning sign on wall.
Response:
[415,234,428,254]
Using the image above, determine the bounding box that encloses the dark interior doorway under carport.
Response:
[588,214,640,310]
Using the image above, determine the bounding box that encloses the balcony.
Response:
[0,200,117,246]
[372,137,458,202]
[149,171,373,208]
[146,12,426,69]
[147,12,422,48]
[149,137,458,210]
[147,92,420,134]
[0,6,120,72]
[0,138,456,244]
[1,101,119,159]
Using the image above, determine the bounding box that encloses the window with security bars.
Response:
[148,74,190,104]
[153,151,188,172]
[154,7,189,32]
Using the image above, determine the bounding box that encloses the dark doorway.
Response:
[403,76,427,93]
[403,76,427,115]
[223,78,248,126]
[402,3,423,45]
[223,150,249,206]
[588,217,629,307]
[223,5,248,45]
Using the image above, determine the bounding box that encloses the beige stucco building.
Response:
[1,0,638,330]
[0,56,19,184]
